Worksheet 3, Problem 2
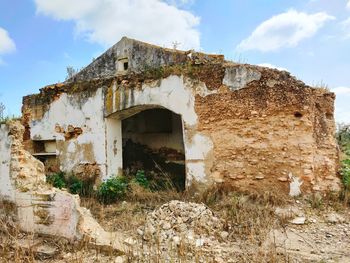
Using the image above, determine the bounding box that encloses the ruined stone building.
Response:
[20,37,340,194]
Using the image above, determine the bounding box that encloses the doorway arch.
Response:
[106,105,186,190]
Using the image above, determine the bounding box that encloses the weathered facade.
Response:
[0,121,126,249]
[21,37,341,195]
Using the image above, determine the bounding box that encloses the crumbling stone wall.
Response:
[22,87,107,179]
[196,65,340,193]
[8,121,47,191]
[0,121,125,250]
[0,124,14,200]
[70,37,189,82]
[21,37,341,195]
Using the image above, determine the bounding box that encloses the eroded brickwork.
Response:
[20,37,341,195]
[8,121,47,191]
[195,67,339,193]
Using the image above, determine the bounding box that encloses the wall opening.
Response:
[121,108,186,191]
[123,61,129,71]
[32,139,59,174]
[117,57,129,74]
[294,112,303,118]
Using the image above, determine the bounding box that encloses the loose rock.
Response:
[290,216,306,225]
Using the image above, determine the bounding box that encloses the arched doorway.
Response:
[106,106,186,191]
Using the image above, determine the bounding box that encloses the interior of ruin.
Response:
[121,108,186,190]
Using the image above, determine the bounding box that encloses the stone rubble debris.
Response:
[326,213,345,224]
[140,200,225,246]
[130,200,238,262]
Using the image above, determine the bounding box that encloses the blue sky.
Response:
[0,0,349,123]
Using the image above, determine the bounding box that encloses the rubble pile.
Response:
[140,200,227,246]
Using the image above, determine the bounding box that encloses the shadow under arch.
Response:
[106,104,186,191]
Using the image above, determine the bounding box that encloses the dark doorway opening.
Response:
[122,108,186,191]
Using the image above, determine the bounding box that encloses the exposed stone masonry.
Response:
[20,37,341,195]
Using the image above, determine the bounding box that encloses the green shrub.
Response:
[68,176,95,197]
[133,170,150,189]
[46,172,66,189]
[341,159,350,190]
[337,124,350,158]
[67,176,84,195]
[46,173,94,197]
[98,176,128,203]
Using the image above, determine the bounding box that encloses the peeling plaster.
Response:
[111,76,198,126]
[106,75,215,183]
[0,122,126,251]
[186,134,214,160]
[0,125,14,200]
[289,172,303,197]
[30,89,106,175]
[223,66,261,91]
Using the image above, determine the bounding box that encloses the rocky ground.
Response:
[1,192,350,262]
[266,206,350,262]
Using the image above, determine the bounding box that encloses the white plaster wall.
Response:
[30,89,107,175]
[120,76,198,126]
[106,118,123,179]
[186,134,214,160]
[0,123,80,239]
[0,124,14,200]
[185,134,214,183]
[0,121,125,248]
[16,191,80,239]
[28,76,215,184]
[223,66,261,91]
[108,75,214,184]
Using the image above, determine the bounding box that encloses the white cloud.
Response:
[0,27,15,65]
[34,0,200,50]
[347,0,350,9]
[258,63,288,72]
[237,10,335,52]
[0,27,16,54]
[166,0,194,7]
[331,86,350,95]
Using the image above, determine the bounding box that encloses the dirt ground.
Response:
[1,189,350,263]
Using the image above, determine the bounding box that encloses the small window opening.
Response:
[123,61,129,71]
[32,140,59,174]
[117,57,129,74]
[294,112,303,118]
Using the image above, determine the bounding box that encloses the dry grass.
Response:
[0,217,122,263]
[81,182,183,233]
[306,191,350,214]
[2,183,348,262]
[81,183,292,262]
[313,80,330,92]
[192,184,290,246]
[0,198,121,262]
[0,218,35,262]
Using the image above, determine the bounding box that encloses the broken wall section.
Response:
[70,37,224,82]
[21,50,341,196]
[70,37,189,81]
[22,86,107,179]
[196,65,341,194]
[0,124,14,200]
[0,121,125,250]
